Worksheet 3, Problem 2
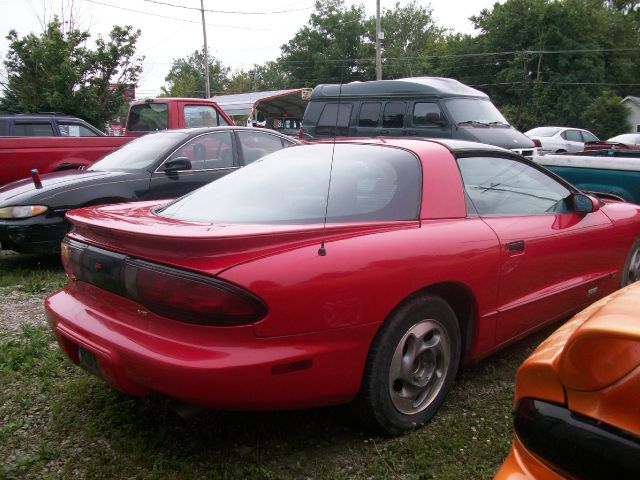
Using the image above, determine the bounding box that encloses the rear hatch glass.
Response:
[127,103,168,132]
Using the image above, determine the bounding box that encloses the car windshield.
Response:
[525,127,562,137]
[157,144,422,224]
[445,98,509,125]
[90,132,188,171]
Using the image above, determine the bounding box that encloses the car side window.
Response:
[358,103,381,127]
[581,131,598,142]
[14,122,55,136]
[184,105,229,128]
[382,102,405,128]
[316,103,352,136]
[412,102,443,126]
[58,122,99,137]
[166,132,234,170]
[563,130,582,142]
[238,131,291,165]
[457,156,572,216]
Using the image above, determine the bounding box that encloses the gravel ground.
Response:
[0,289,48,337]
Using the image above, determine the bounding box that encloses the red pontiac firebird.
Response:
[45,139,640,434]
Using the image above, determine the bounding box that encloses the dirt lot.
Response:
[0,252,556,479]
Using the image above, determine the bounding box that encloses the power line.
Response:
[84,0,274,30]
[142,0,313,15]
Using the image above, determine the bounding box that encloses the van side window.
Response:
[317,103,352,136]
[358,103,381,127]
[14,122,55,136]
[382,102,405,128]
[413,103,443,126]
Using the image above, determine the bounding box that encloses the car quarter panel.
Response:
[220,218,501,344]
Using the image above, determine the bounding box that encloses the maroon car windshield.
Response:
[156,144,422,224]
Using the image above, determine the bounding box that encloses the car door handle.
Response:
[380,130,389,135]
[406,130,418,135]
[506,240,525,253]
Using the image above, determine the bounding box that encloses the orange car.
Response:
[495,282,640,479]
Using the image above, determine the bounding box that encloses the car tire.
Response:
[555,149,566,154]
[622,237,640,287]
[353,294,461,435]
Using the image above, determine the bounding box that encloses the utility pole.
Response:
[200,0,211,98]
[375,0,382,80]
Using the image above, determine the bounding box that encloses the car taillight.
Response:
[123,260,267,326]
[532,139,542,148]
[298,127,304,140]
[59,237,267,326]
[61,238,86,281]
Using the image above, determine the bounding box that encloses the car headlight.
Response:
[0,205,48,219]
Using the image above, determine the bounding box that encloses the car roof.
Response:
[313,137,514,156]
[0,113,83,119]
[160,125,300,141]
[310,77,488,100]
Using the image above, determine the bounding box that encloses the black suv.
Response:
[0,113,104,137]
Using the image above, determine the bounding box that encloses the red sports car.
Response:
[45,139,640,434]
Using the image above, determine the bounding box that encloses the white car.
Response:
[608,133,640,146]
[525,126,599,154]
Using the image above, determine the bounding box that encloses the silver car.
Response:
[525,126,599,154]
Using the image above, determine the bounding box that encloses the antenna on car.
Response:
[318,70,345,257]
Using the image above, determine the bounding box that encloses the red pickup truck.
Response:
[0,98,234,185]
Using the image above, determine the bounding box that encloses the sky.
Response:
[0,0,501,98]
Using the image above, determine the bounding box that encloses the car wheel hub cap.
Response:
[389,319,451,415]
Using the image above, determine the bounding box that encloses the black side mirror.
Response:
[573,193,600,213]
[163,157,191,172]
[425,112,447,126]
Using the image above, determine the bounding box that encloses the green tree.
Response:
[227,61,290,93]
[433,0,640,131]
[363,1,446,79]
[1,17,142,129]
[280,0,370,86]
[161,49,229,97]
[581,92,631,138]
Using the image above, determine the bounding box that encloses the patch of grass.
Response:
[0,253,66,294]
[0,324,58,371]
[0,316,557,480]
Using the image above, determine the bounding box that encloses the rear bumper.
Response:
[45,281,376,410]
[496,398,640,479]
[0,215,67,254]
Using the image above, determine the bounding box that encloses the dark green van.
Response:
[302,77,536,157]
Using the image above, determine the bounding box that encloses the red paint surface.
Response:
[46,139,640,410]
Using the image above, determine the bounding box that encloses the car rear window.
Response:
[157,144,421,224]
[127,103,169,132]
[525,127,561,137]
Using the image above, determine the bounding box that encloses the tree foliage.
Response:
[158,0,639,137]
[430,0,640,132]
[160,49,229,97]
[279,0,370,86]
[1,17,142,128]
[581,92,631,138]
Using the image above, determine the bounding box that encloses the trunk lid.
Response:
[66,201,419,275]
